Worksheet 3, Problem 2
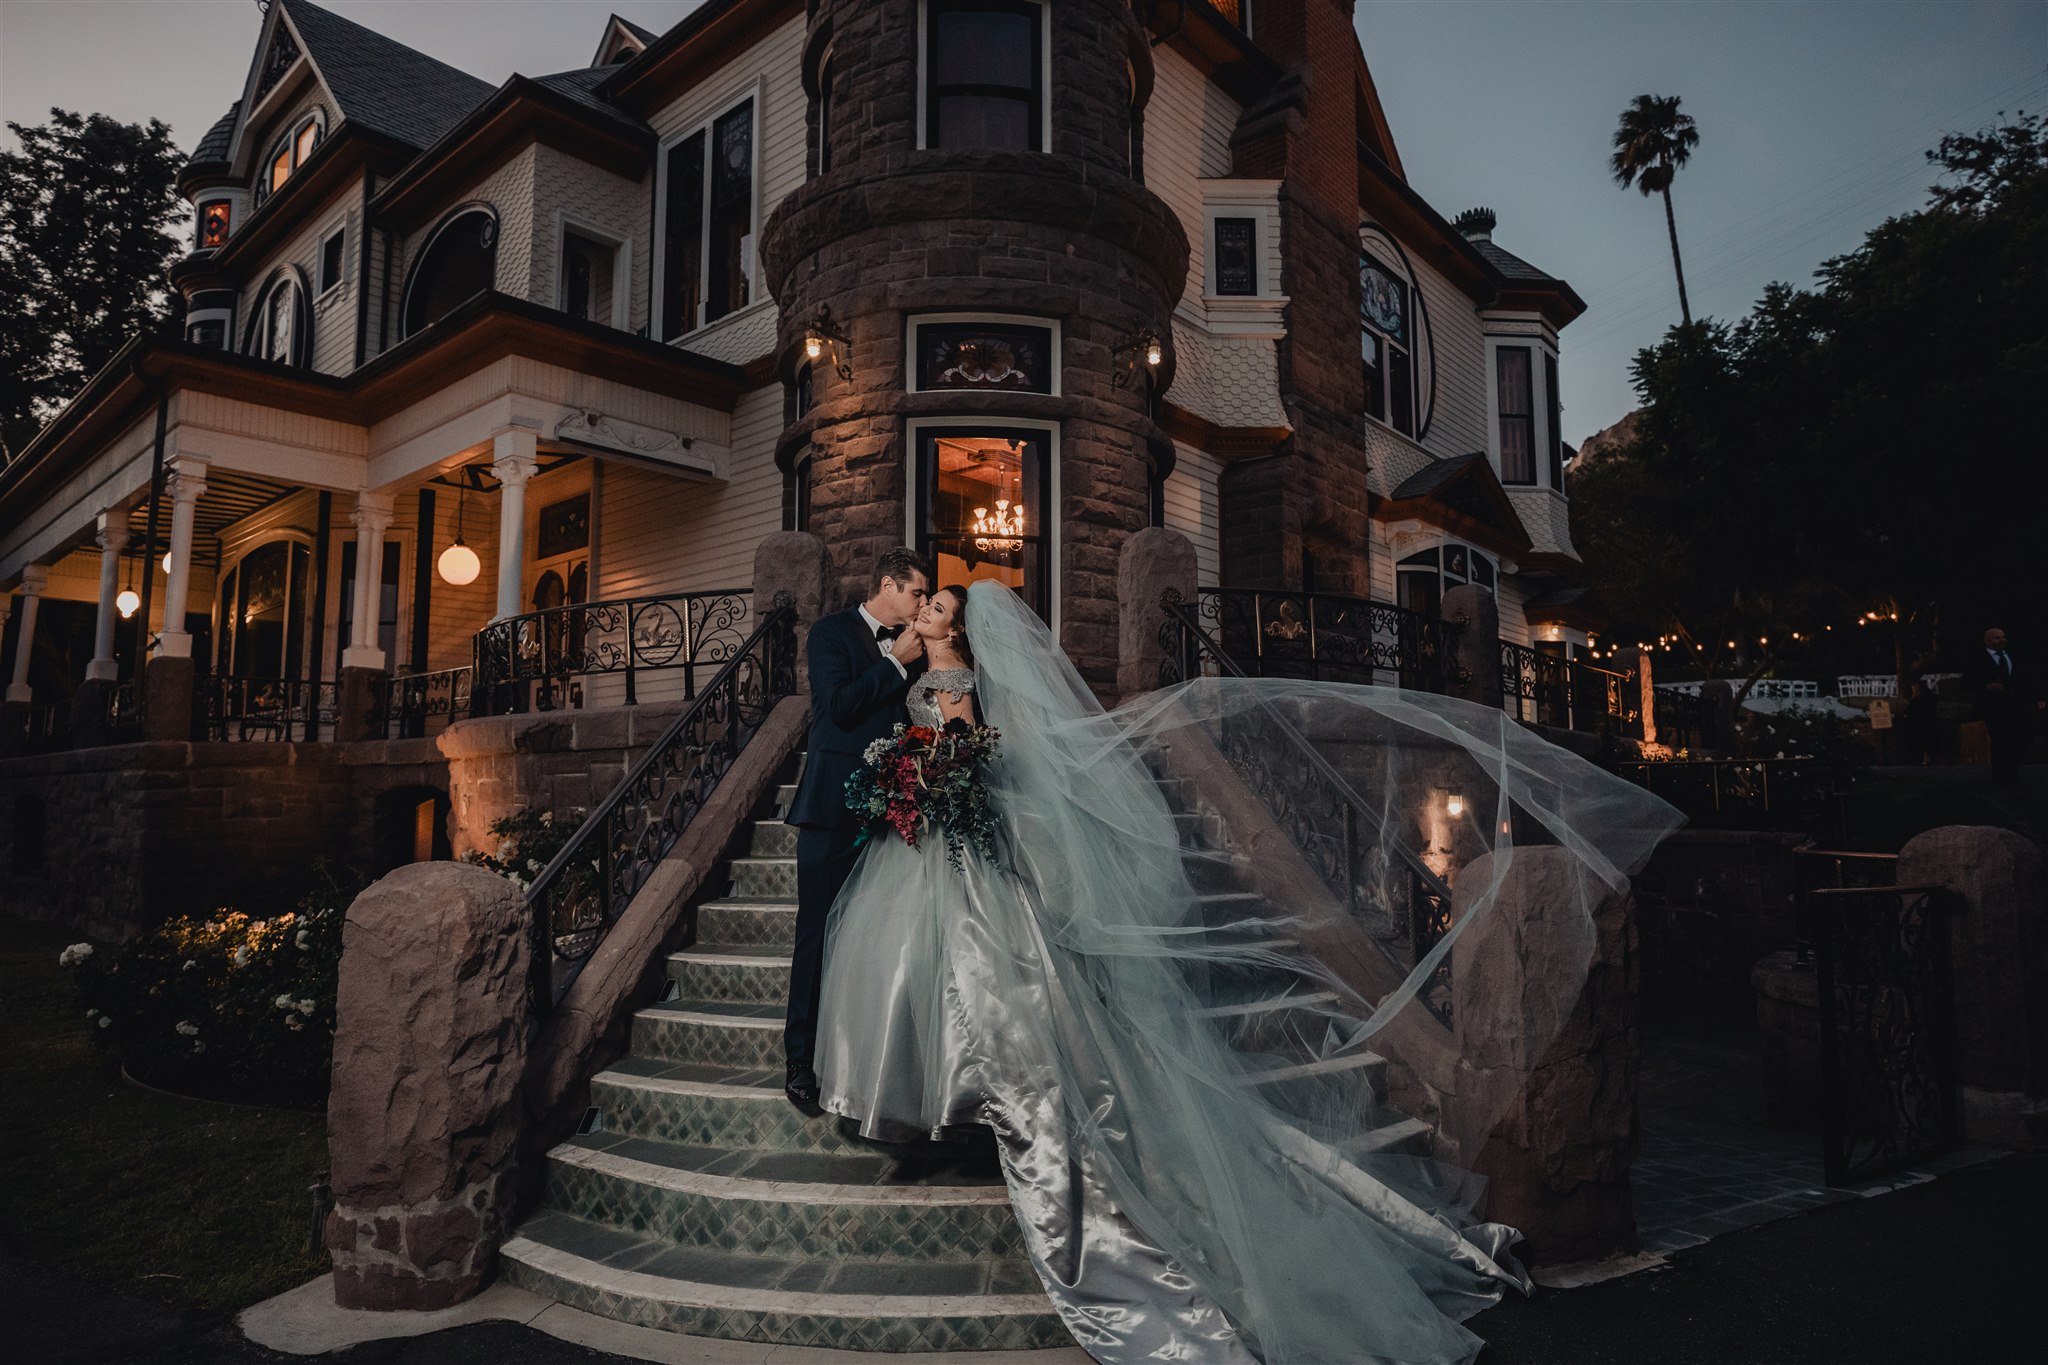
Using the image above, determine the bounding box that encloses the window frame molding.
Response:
[397,202,501,342]
[315,214,349,303]
[253,107,326,208]
[1483,329,1562,494]
[242,265,312,368]
[915,0,1053,155]
[212,531,319,681]
[904,415,1063,632]
[1357,242,1418,438]
[553,211,634,331]
[652,75,769,344]
[905,311,1063,397]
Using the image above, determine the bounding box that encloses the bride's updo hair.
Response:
[937,584,974,666]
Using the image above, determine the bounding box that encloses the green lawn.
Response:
[0,914,330,1312]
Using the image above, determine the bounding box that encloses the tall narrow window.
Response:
[1545,351,1564,490]
[561,231,615,325]
[245,273,307,366]
[707,101,754,322]
[926,1,1043,152]
[1497,347,1535,484]
[815,57,834,177]
[319,228,345,294]
[199,201,231,249]
[1215,218,1256,296]
[917,427,1050,618]
[1360,253,1414,436]
[660,131,705,339]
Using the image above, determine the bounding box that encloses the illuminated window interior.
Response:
[918,429,1048,618]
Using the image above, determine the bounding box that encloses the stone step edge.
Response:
[547,1140,1011,1208]
[500,1235,1054,1321]
[636,1005,781,1030]
[593,1068,781,1102]
[670,948,793,969]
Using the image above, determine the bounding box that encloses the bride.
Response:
[814,579,1677,1364]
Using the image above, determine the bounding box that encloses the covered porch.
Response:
[0,294,751,755]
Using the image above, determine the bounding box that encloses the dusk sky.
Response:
[3,0,2043,445]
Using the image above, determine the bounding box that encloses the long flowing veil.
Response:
[962,580,1681,1364]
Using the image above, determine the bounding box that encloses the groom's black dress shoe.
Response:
[785,1062,823,1115]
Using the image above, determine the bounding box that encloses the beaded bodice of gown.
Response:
[907,666,976,729]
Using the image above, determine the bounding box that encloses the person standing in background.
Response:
[1961,627,2043,785]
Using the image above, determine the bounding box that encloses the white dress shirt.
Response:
[859,604,909,679]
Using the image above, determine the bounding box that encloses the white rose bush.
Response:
[60,857,363,1104]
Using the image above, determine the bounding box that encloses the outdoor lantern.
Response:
[804,331,824,361]
[161,550,173,574]
[438,480,481,585]
[802,305,854,381]
[117,588,140,619]
[1144,333,1163,367]
[1445,792,1465,819]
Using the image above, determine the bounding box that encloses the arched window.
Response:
[243,269,310,367]
[215,539,316,680]
[401,208,499,339]
[254,112,323,207]
[1396,542,1495,620]
[924,1,1044,152]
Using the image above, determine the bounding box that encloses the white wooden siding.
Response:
[1164,441,1222,585]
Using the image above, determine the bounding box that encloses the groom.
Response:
[782,547,932,1111]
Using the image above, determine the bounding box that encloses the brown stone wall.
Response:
[765,0,1185,696]
[1218,0,1377,597]
[0,738,447,942]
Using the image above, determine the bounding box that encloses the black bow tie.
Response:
[875,624,905,642]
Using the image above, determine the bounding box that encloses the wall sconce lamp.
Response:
[1111,327,1163,388]
[1445,791,1466,819]
[802,305,854,383]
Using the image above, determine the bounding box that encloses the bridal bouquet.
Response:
[845,719,1002,869]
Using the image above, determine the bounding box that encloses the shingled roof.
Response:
[1471,238,1564,287]
[531,65,649,135]
[188,101,241,169]
[279,0,494,151]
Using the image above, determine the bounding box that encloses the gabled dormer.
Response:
[591,13,657,68]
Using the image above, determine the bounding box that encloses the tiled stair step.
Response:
[729,856,798,899]
[500,1211,1070,1353]
[592,1061,867,1154]
[632,1002,786,1069]
[696,898,797,949]
[1240,1051,1404,1130]
[1195,990,1348,1054]
[667,945,791,1006]
[537,1134,1026,1264]
[748,820,799,857]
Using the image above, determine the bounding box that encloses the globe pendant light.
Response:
[437,478,481,586]
[116,544,140,619]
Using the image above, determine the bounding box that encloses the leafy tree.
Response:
[1611,93,1701,325]
[0,109,187,458]
[1576,112,2048,688]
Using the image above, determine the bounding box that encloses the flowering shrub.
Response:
[461,806,591,894]
[63,859,363,1104]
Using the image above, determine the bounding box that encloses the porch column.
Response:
[88,510,132,682]
[342,491,396,669]
[153,456,208,660]
[337,491,396,742]
[72,512,134,746]
[491,429,539,623]
[5,564,50,703]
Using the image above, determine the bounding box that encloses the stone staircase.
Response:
[498,754,1432,1352]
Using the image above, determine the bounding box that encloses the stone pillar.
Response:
[326,862,530,1310]
[1442,583,1501,710]
[1449,846,1640,1263]
[4,564,49,703]
[751,531,829,693]
[154,458,208,661]
[1899,825,2048,1147]
[1116,526,1197,702]
[491,430,539,623]
[1618,645,1655,744]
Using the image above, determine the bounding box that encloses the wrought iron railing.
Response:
[1500,640,1631,733]
[1610,757,1828,830]
[193,675,337,742]
[106,679,145,742]
[524,594,798,1012]
[1163,587,1462,692]
[15,701,71,754]
[472,588,754,715]
[380,666,474,740]
[1159,590,1456,1024]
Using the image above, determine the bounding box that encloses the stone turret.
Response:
[761,0,1188,695]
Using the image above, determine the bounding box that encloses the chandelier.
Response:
[972,499,1025,554]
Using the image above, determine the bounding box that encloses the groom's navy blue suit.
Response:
[784,606,916,1069]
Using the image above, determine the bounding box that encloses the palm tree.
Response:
[1611,94,1701,324]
